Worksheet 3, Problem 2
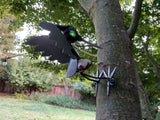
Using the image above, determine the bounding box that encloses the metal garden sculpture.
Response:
[0,54,24,66]
[27,21,116,96]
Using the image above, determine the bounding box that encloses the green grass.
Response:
[0,97,95,120]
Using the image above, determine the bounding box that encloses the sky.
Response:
[15,23,50,40]
[11,23,50,55]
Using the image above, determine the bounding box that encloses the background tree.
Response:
[0,13,16,58]
[133,1,160,119]
[0,10,17,92]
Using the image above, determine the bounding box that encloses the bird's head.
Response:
[64,26,101,48]
[64,26,82,43]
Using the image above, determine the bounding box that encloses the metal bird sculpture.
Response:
[1,54,24,66]
[1,56,14,66]
[27,21,100,77]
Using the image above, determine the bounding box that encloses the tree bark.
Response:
[78,0,142,120]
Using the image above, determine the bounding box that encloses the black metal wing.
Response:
[39,21,79,59]
[27,35,72,63]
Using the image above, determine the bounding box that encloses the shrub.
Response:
[5,58,53,93]
[14,93,28,100]
[155,112,160,120]
[73,81,95,96]
[29,92,49,101]
[43,95,96,111]
[150,102,160,120]
[44,95,77,107]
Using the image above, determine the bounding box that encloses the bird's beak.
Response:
[80,38,102,49]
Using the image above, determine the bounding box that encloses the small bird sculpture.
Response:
[27,21,100,77]
[1,54,24,66]
[1,55,12,66]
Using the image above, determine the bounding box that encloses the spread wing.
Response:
[27,35,71,63]
[39,21,78,59]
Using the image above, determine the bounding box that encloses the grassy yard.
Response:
[0,97,95,120]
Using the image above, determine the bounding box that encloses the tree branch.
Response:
[75,4,88,15]
[78,0,93,12]
[143,32,160,80]
[127,0,143,39]
[73,44,97,57]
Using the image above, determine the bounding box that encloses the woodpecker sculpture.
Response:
[27,21,100,77]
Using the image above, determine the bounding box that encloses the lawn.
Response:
[0,97,95,120]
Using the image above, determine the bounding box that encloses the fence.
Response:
[48,83,81,99]
[0,81,15,93]
[0,82,81,99]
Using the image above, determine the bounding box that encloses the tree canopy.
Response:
[0,13,16,56]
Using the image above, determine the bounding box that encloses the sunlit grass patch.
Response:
[0,97,95,120]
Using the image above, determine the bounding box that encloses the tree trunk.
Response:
[78,0,142,119]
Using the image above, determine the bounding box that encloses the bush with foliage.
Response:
[0,66,8,81]
[73,81,95,96]
[29,91,49,101]
[14,93,29,100]
[43,95,96,111]
[4,57,53,93]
